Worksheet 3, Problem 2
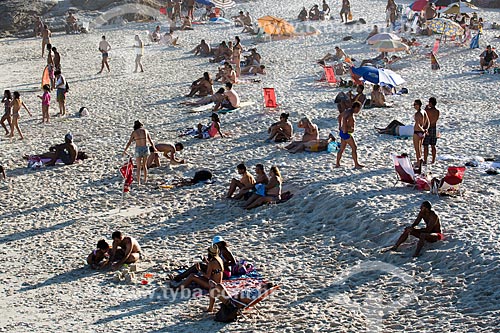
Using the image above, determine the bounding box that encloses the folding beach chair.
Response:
[324,66,338,85]
[432,166,466,197]
[391,154,416,187]
[263,87,279,110]
[231,285,280,317]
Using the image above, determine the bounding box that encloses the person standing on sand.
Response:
[109,231,143,270]
[10,91,32,140]
[98,36,111,74]
[336,101,364,169]
[1,90,12,136]
[123,120,157,185]
[54,70,67,116]
[52,47,61,70]
[412,99,429,164]
[173,0,183,22]
[232,36,243,78]
[385,201,442,257]
[37,84,51,123]
[423,97,440,164]
[41,25,51,57]
[186,0,195,20]
[133,35,144,73]
[340,0,351,23]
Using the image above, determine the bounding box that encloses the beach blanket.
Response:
[26,155,83,168]
[190,100,255,113]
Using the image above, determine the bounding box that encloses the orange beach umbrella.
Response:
[257,16,295,36]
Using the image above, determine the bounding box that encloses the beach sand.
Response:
[0,0,499,332]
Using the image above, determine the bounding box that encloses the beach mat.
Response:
[190,100,255,113]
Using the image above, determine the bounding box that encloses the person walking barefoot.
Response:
[1,90,12,135]
[133,35,144,73]
[123,120,157,185]
[98,36,111,74]
[38,84,51,123]
[10,91,32,140]
[336,101,364,169]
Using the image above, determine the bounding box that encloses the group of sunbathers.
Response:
[298,0,331,21]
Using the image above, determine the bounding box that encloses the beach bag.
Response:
[348,11,353,21]
[192,170,212,183]
[215,302,238,323]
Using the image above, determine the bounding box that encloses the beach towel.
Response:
[470,33,480,49]
[41,65,50,88]
[120,158,134,193]
[26,155,85,168]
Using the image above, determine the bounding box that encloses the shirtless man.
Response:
[240,64,266,76]
[336,101,364,169]
[386,201,442,257]
[423,97,440,164]
[226,163,256,199]
[267,112,293,143]
[370,84,388,107]
[412,99,429,164]
[98,36,111,74]
[123,120,157,185]
[110,231,142,270]
[44,133,78,166]
[66,13,78,33]
[52,47,61,70]
[213,82,240,111]
[41,25,51,57]
[233,164,269,200]
[147,142,185,168]
[480,45,498,71]
[337,85,366,113]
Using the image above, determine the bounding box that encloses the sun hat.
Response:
[208,244,220,256]
[212,235,224,245]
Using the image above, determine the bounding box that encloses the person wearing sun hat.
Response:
[212,235,236,278]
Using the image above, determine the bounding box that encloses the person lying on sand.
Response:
[285,117,319,151]
[109,231,142,270]
[213,82,240,112]
[287,132,336,154]
[266,112,293,143]
[385,201,442,257]
[226,163,256,199]
[87,239,111,269]
[187,72,214,97]
[208,281,275,312]
[245,166,282,209]
[35,133,79,166]
[240,64,266,76]
[170,245,224,297]
[359,52,387,66]
[375,120,413,137]
[179,87,225,106]
[147,142,185,168]
[172,235,236,282]
[191,39,211,56]
[318,46,348,63]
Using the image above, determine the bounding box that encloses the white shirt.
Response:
[135,40,144,55]
[55,75,66,89]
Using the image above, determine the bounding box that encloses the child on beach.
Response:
[38,84,51,123]
[1,90,12,135]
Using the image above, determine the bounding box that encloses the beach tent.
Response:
[371,40,409,53]
[409,0,429,12]
[257,16,295,36]
[351,66,405,87]
[210,0,236,9]
[427,18,464,36]
[367,33,401,45]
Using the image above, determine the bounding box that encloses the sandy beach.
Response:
[0,0,499,332]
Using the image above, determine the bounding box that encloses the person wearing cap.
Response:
[170,245,224,300]
[45,132,78,166]
[212,235,236,275]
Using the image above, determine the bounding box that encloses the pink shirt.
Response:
[42,92,51,106]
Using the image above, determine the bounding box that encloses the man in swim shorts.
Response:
[423,97,440,164]
[98,36,111,74]
[214,82,240,111]
[386,201,442,257]
[147,142,185,168]
[109,231,143,270]
[336,101,364,169]
[226,163,256,199]
[46,133,78,166]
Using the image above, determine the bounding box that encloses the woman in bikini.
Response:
[232,36,243,78]
[245,166,282,209]
[412,99,429,163]
[196,113,223,139]
[1,90,12,135]
[123,120,157,185]
[10,91,32,140]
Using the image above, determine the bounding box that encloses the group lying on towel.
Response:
[24,133,89,167]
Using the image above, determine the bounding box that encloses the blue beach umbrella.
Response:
[470,33,480,49]
[351,66,405,87]
[196,0,215,6]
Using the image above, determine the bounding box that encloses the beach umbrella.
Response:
[210,0,236,9]
[440,2,478,14]
[367,33,402,45]
[195,0,215,6]
[427,18,464,36]
[434,0,459,7]
[409,0,428,12]
[351,66,405,87]
[257,16,295,36]
[470,32,480,49]
[371,40,409,53]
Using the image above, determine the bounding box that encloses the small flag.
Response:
[120,158,134,192]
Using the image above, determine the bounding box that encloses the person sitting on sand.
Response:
[365,25,378,42]
[66,12,78,33]
[187,72,214,97]
[234,164,269,200]
[208,281,275,312]
[245,165,282,209]
[147,142,185,168]
[213,82,240,111]
[181,16,193,30]
[266,112,293,143]
[160,29,179,46]
[318,46,348,63]
[109,231,143,270]
[150,25,161,42]
[210,41,231,63]
[0,165,5,181]
[87,239,111,270]
[244,48,262,66]
[196,113,224,139]
[480,45,498,71]
[240,64,266,76]
[286,132,336,154]
[192,39,211,56]
[298,7,308,21]
[170,244,224,298]
[179,87,226,106]
[240,12,253,33]
[232,11,246,26]
[370,84,391,107]
[336,84,366,113]
[284,116,319,151]
[309,5,320,20]
[226,163,256,199]
[385,201,442,257]
[37,133,78,166]
[375,120,414,137]
[219,63,237,84]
